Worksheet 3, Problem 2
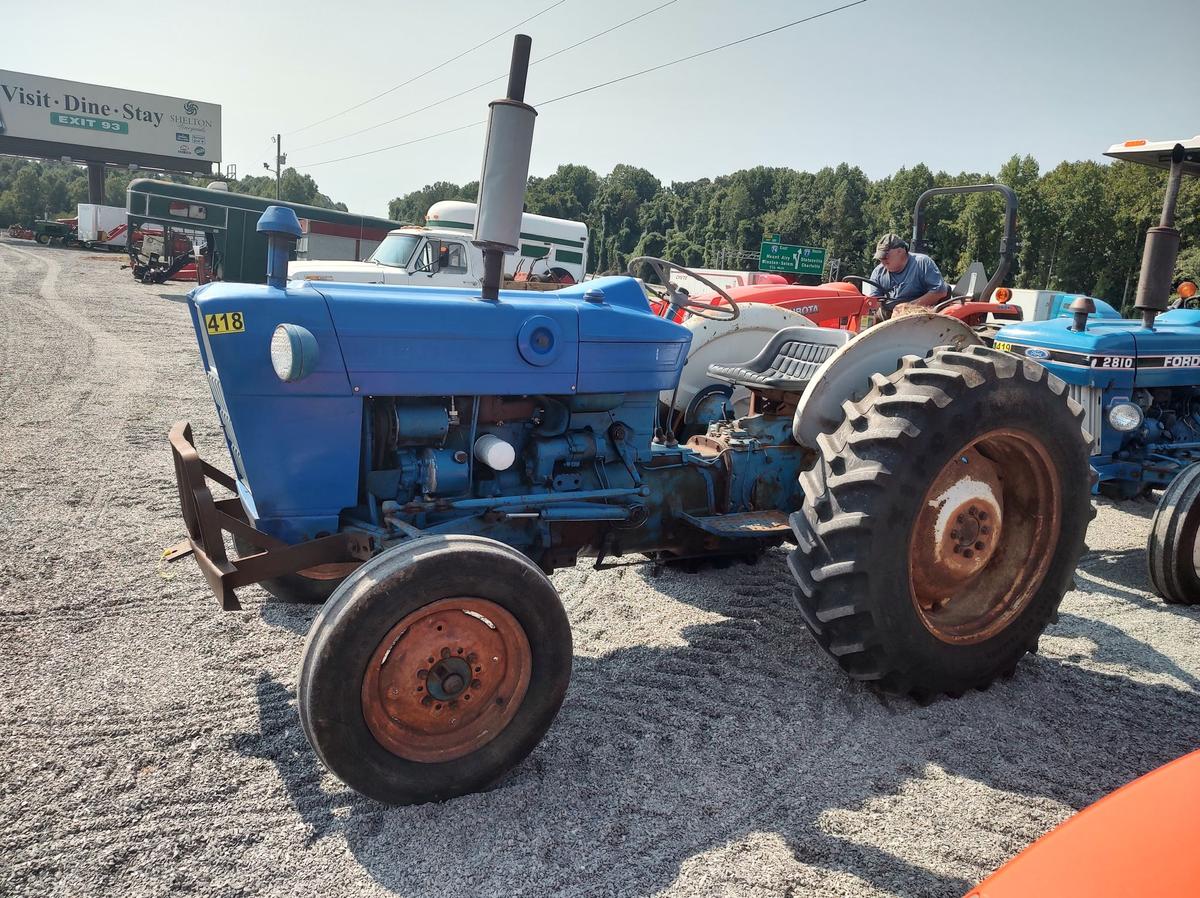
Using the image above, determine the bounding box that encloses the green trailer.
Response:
[125,179,403,284]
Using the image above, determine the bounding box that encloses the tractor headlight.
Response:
[1107,401,1143,433]
[270,324,319,383]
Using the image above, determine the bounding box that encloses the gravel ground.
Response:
[1,237,1198,898]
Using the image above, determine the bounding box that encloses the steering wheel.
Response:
[840,275,886,295]
[627,257,740,321]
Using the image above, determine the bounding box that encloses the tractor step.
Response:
[679,510,791,538]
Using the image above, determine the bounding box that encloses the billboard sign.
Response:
[0,70,220,168]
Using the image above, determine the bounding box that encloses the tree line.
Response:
[4,151,1195,312]
[389,155,1199,313]
[0,158,346,230]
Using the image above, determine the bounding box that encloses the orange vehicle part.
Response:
[654,282,880,332]
[965,749,1200,897]
[656,282,1022,332]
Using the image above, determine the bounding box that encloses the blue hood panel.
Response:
[316,275,692,396]
[994,309,1200,388]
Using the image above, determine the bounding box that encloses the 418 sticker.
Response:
[205,311,244,335]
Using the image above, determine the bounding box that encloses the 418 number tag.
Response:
[205,311,245,335]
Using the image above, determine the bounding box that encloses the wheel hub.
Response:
[361,598,531,763]
[908,429,1061,644]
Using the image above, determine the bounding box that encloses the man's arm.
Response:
[910,287,950,307]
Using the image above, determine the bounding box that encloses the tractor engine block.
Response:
[362,393,807,571]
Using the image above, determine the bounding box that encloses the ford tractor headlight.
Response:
[1107,401,1143,433]
[270,324,319,383]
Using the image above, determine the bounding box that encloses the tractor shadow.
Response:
[233,545,1199,897]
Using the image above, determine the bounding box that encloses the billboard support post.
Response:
[87,162,104,205]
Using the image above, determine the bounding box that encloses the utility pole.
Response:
[263,135,284,199]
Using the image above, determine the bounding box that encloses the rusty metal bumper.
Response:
[165,421,370,611]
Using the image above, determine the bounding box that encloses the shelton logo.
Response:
[183,100,199,115]
[1025,348,1050,360]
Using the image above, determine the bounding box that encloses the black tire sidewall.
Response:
[299,535,572,805]
[1148,463,1200,603]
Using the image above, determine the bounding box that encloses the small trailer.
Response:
[126,180,403,284]
[77,203,129,250]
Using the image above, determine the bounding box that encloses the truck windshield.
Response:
[369,234,421,268]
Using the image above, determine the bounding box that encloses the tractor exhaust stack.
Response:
[474,34,537,301]
[1135,142,1186,329]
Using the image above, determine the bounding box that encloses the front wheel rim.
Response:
[908,428,1062,645]
[361,597,532,763]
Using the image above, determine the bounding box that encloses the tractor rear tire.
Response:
[298,535,572,805]
[788,345,1093,700]
[1147,462,1200,605]
[233,534,344,604]
[35,234,51,245]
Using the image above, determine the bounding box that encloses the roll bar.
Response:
[911,184,1018,303]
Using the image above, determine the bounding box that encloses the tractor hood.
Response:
[313,275,691,396]
[994,309,1200,388]
[185,276,690,540]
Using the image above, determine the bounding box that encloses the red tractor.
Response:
[646,184,1025,435]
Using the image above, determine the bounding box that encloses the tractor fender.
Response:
[792,311,981,447]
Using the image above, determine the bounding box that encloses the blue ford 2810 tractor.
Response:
[165,38,1093,804]
[991,135,1200,500]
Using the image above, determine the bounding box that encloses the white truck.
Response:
[288,200,588,287]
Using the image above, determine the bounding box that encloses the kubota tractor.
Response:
[649,184,1028,436]
[164,37,1094,805]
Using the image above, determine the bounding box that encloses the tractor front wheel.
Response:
[789,345,1092,699]
[1147,462,1200,604]
[298,535,572,805]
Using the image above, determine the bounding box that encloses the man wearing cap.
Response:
[865,233,949,312]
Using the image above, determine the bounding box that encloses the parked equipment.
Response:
[965,750,1200,898]
[1146,461,1200,604]
[33,217,78,246]
[288,200,588,288]
[989,136,1200,498]
[650,184,1028,435]
[126,179,403,284]
[165,37,1093,805]
[76,203,129,250]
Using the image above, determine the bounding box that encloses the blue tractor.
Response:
[164,38,1093,804]
[990,135,1200,500]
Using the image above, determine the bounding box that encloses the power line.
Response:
[540,0,867,107]
[296,0,869,169]
[286,0,568,136]
[294,0,678,154]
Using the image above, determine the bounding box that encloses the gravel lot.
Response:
[1,237,1197,898]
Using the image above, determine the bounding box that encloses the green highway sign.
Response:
[759,237,826,276]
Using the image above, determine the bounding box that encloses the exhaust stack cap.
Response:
[1069,296,1095,332]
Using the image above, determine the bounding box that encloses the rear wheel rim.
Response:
[908,428,1061,644]
[361,597,532,763]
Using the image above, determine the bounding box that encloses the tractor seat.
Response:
[706,326,852,392]
[951,260,989,300]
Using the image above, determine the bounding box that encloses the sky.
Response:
[3,0,1197,217]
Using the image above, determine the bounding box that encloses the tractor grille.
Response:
[1068,384,1103,456]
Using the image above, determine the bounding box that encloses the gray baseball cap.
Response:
[873,233,908,260]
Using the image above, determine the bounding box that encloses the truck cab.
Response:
[288,200,588,288]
